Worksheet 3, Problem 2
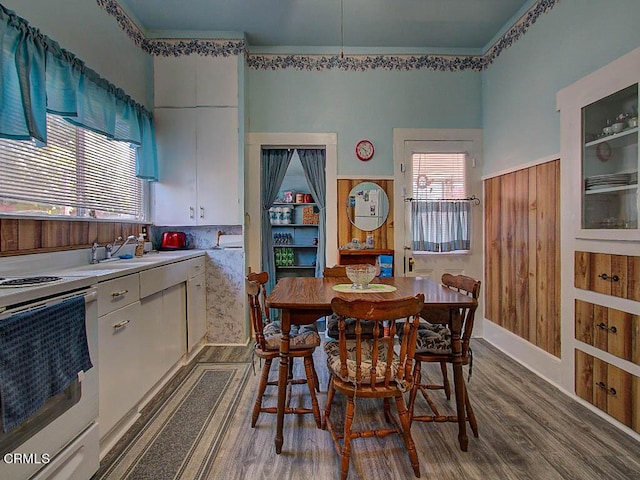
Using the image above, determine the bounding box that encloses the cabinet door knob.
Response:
[189,206,195,219]
[597,322,617,333]
[598,273,619,282]
[200,207,205,219]
[111,289,128,297]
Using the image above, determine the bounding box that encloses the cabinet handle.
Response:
[598,273,620,282]
[189,206,195,219]
[111,289,128,297]
[595,381,617,396]
[200,207,205,219]
[597,322,617,333]
[112,319,130,330]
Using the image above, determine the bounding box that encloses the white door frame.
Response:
[246,132,338,276]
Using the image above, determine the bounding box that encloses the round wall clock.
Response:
[596,141,611,161]
[355,139,374,161]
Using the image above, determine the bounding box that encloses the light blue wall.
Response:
[482,0,640,176]
[2,0,153,109]
[248,68,482,176]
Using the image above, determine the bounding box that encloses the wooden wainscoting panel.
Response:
[0,219,148,257]
[485,175,501,326]
[0,219,19,252]
[499,172,516,334]
[484,159,561,357]
[42,220,70,248]
[70,221,91,246]
[536,160,560,356]
[628,255,640,302]
[18,219,42,250]
[337,179,393,250]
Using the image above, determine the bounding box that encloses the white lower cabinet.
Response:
[187,273,207,351]
[140,283,187,381]
[98,258,201,444]
[98,299,144,439]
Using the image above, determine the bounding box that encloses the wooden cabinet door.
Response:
[574,300,638,365]
[574,349,593,402]
[593,304,609,352]
[606,363,632,427]
[574,299,594,345]
[590,253,612,295]
[593,356,609,412]
[607,308,633,361]
[576,350,636,431]
[628,255,640,301]
[575,251,639,300]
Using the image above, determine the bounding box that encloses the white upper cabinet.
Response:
[154,54,238,108]
[558,46,640,242]
[196,107,240,225]
[152,108,198,225]
[152,106,240,225]
[154,55,197,107]
[196,55,238,107]
[153,52,242,226]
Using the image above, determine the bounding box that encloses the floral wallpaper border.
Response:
[98,0,559,71]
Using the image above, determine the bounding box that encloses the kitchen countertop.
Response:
[45,250,205,281]
[0,250,205,307]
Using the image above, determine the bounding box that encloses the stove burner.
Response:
[0,276,62,287]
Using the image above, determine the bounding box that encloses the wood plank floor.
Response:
[103,339,640,479]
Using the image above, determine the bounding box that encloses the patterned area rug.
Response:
[96,363,251,480]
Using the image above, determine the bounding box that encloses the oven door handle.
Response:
[0,288,97,317]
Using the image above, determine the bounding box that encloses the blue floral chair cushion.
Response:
[398,322,452,354]
[323,339,399,385]
[263,321,321,350]
[325,313,378,339]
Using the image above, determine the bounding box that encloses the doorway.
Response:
[246,133,338,281]
[393,129,483,285]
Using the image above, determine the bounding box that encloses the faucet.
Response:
[90,242,100,264]
[110,235,138,258]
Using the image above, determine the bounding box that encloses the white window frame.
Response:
[0,114,149,222]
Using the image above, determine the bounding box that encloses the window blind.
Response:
[412,153,466,200]
[0,115,144,220]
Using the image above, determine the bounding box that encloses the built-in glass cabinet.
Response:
[581,83,638,231]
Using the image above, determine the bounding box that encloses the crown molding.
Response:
[98,0,559,71]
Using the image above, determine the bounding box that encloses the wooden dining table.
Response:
[265,275,478,454]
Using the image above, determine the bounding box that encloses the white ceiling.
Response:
[117,0,532,51]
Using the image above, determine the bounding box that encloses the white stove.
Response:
[0,275,97,310]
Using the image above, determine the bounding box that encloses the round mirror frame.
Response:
[346,181,389,231]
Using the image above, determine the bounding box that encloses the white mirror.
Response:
[346,182,389,231]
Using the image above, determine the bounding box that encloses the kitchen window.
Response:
[410,152,470,253]
[0,115,145,220]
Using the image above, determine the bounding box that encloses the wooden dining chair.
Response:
[323,294,424,480]
[406,273,481,444]
[245,272,322,428]
[323,265,381,340]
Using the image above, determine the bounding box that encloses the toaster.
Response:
[161,231,187,249]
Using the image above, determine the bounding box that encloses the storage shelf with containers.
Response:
[270,201,319,279]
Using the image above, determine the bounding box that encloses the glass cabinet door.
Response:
[582,83,638,231]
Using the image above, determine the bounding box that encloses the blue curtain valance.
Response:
[0,5,157,180]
